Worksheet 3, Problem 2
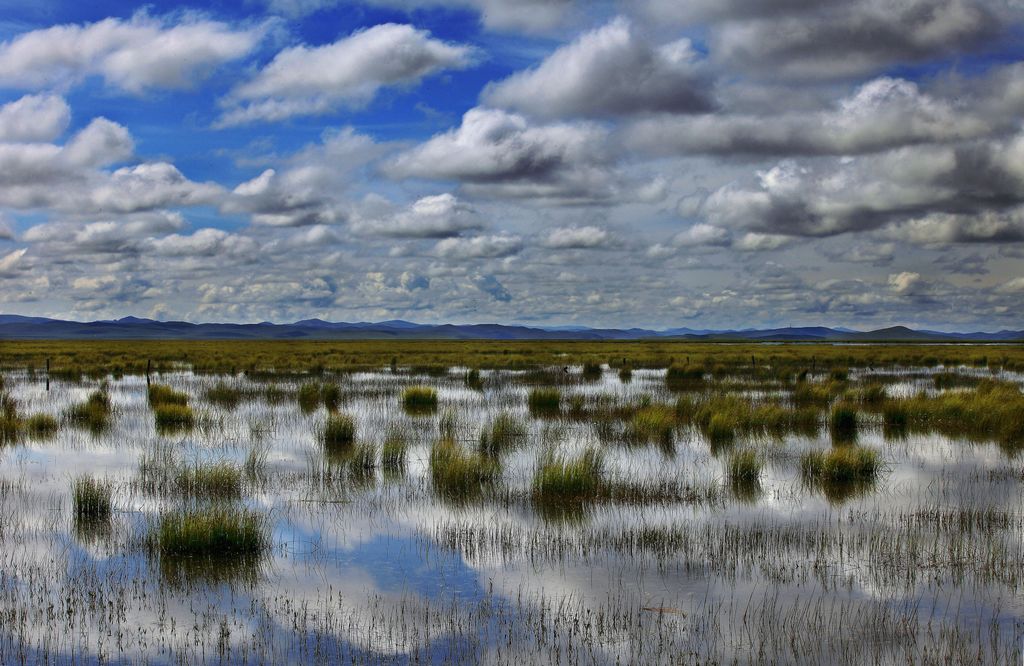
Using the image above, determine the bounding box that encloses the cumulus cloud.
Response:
[219,24,475,125]
[0,94,70,142]
[542,225,610,249]
[697,132,1024,241]
[627,77,991,157]
[888,271,922,294]
[709,0,1001,80]
[0,248,26,276]
[147,228,259,259]
[0,14,264,93]
[265,0,575,32]
[354,193,484,238]
[388,107,626,203]
[223,128,385,227]
[484,17,713,118]
[434,233,522,259]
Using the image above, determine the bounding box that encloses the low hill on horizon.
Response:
[0,315,1020,342]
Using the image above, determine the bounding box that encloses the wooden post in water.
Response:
[45,358,49,391]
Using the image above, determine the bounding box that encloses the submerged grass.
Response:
[479,412,527,455]
[154,403,195,431]
[321,413,356,450]
[174,463,242,499]
[66,390,112,432]
[402,385,438,414]
[801,447,881,484]
[528,388,561,415]
[152,507,268,557]
[148,384,188,408]
[429,438,498,498]
[72,476,112,519]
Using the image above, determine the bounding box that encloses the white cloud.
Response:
[147,228,258,259]
[220,24,475,125]
[733,232,793,252]
[266,0,575,32]
[387,107,620,203]
[888,271,922,293]
[0,14,265,93]
[434,233,522,259]
[672,223,730,247]
[0,248,26,275]
[543,225,610,249]
[484,17,712,118]
[0,94,70,142]
[354,193,483,238]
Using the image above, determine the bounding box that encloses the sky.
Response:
[0,0,1022,331]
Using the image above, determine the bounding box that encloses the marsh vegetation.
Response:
[0,340,1020,663]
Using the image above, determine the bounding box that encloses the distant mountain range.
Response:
[0,314,1021,342]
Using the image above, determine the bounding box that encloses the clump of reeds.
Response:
[152,508,268,557]
[800,447,880,484]
[665,365,704,390]
[880,380,1024,446]
[727,449,762,484]
[479,412,527,455]
[298,381,342,413]
[154,403,195,431]
[618,366,633,382]
[347,442,377,483]
[628,404,675,444]
[464,368,483,391]
[148,383,188,408]
[402,386,438,414]
[0,393,18,443]
[321,413,355,450]
[24,413,59,438]
[532,448,603,501]
[582,362,602,380]
[205,382,243,409]
[528,388,561,415]
[72,476,112,519]
[829,402,858,443]
[174,462,242,499]
[381,426,408,473]
[66,390,112,432]
[429,438,497,497]
[706,414,736,448]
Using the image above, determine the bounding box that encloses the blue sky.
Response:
[0,0,1022,330]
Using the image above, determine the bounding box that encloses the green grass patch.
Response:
[72,476,112,519]
[175,462,242,499]
[154,403,195,431]
[152,508,268,557]
[321,413,356,450]
[528,388,561,415]
[402,385,438,414]
[429,438,498,497]
[66,390,112,432]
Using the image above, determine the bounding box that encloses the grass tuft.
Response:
[175,462,242,499]
[148,384,188,408]
[154,403,195,431]
[321,413,356,450]
[66,390,112,432]
[429,438,498,497]
[402,386,438,414]
[528,388,561,416]
[152,507,268,557]
[72,476,112,519]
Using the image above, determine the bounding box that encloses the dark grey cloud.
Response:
[708,0,1003,80]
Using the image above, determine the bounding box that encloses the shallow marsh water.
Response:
[0,365,1021,664]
